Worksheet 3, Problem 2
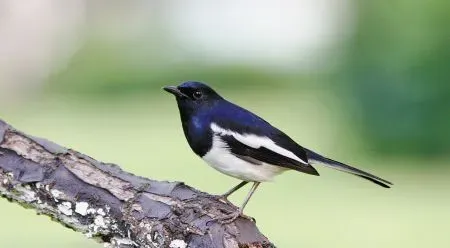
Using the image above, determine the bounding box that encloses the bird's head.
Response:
[163,81,223,112]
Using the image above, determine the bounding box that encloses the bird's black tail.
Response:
[305,149,393,188]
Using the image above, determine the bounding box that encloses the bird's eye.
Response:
[192,90,203,99]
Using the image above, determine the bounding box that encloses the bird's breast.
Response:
[181,116,212,157]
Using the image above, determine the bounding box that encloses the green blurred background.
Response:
[1,1,449,247]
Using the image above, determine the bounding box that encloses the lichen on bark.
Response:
[0,119,274,248]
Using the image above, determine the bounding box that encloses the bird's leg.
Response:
[213,182,260,224]
[213,181,248,205]
[220,181,249,200]
[238,181,260,211]
[201,181,248,205]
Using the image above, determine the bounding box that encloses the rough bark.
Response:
[0,119,274,248]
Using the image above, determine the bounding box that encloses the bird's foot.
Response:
[202,193,233,205]
[217,194,233,205]
[208,209,255,225]
[215,210,241,224]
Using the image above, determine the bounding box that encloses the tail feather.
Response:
[305,149,393,188]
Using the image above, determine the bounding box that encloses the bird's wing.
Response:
[210,123,319,176]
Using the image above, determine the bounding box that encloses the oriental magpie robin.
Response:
[164,81,392,223]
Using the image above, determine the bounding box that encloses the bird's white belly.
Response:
[202,136,288,182]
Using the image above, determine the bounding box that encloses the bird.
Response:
[163,81,392,223]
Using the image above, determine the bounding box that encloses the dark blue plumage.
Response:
[164,81,392,223]
[172,82,317,175]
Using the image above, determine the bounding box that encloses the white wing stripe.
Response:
[210,123,308,164]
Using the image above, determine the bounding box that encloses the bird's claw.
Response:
[202,193,233,205]
[207,209,255,225]
[239,212,256,223]
[217,195,233,205]
[215,211,241,224]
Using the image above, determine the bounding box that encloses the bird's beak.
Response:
[163,86,188,98]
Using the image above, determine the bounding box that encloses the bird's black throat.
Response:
[176,100,213,157]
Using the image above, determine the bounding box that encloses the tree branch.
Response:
[0,119,274,248]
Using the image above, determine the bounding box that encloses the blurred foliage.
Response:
[45,0,449,159]
[47,39,299,96]
[341,0,450,157]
